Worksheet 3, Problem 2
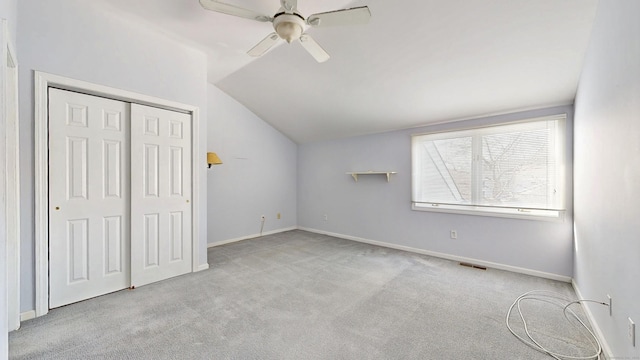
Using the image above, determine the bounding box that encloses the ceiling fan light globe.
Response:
[273,13,306,43]
[276,21,302,43]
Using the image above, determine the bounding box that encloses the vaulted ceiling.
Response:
[94,0,599,143]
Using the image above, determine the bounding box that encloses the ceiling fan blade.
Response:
[280,0,297,14]
[199,0,272,22]
[306,6,371,27]
[299,34,330,63]
[247,33,281,57]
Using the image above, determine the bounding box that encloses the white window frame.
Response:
[411,114,567,221]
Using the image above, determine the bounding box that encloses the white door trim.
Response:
[3,19,20,331]
[34,71,203,317]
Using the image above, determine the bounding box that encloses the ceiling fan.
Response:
[199,0,371,62]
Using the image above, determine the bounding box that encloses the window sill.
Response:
[411,203,566,222]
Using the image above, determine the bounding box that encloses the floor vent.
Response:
[459,262,487,270]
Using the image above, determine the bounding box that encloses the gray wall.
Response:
[573,0,640,357]
[1,0,18,355]
[298,105,574,277]
[0,0,16,47]
[0,91,6,356]
[207,85,297,244]
[17,0,209,313]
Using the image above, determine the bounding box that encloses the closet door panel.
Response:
[130,104,192,286]
[49,88,130,308]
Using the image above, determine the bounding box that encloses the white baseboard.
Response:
[197,263,209,272]
[298,227,572,283]
[572,280,613,360]
[207,226,297,248]
[20,310,36,322]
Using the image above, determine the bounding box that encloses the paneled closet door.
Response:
[48,88,131,308]
[130,104,192,287]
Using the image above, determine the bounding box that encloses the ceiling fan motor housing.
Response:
[273,13,306,43]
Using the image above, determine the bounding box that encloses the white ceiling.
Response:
[94,0,599,144]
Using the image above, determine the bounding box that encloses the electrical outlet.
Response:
[607,294,612,316]
[450,230,458,239]
[630,317,636,347]
[277,212,281,220]
[323,214,328,221]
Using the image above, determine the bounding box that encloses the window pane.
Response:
[415,137,471,204]
[480,126,556,208]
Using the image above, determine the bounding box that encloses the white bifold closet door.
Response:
[130,103,192,287]
[49,89,131,308]
[48,89,192,308]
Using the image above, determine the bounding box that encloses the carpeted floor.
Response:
[9,230,597,359]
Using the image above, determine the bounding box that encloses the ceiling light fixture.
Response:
[273,13,305,43]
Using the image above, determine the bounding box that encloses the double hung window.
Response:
[411,115,566,219]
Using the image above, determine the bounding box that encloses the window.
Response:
[411,115,566,219]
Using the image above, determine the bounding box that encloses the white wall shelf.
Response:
[347,171,397,182]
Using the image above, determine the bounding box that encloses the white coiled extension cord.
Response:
[506,290,608,360]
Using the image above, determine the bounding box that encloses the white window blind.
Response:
[411,115,566,219]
